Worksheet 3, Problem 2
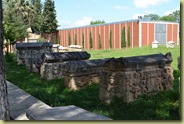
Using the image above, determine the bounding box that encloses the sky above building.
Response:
[41,0,180,29]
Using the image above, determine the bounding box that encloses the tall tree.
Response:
[41,0,57,33]
[30,0,43,33]
[90,20,105,25]
[128,26,130,47]
[74,33,77,45]
[82,33,84,48]
[89,31,93,49]
[0,0,10,120]
[98,33,102,49]
[109,30,112,49]
[121,27,126,48]
[3,0,28,53]
[68,33,71,45]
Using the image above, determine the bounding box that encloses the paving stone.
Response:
[26,105,112,120]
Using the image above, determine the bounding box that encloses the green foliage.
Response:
[54,35,56,44]
[143,10,180,22]
[4,52,15,62]
[143,14,161,20]
[90,20,105,25]
[58,37,60,44]
[82,33,85,48]
[128,26,130,47]
[121,27,126,48]
[38,37,46,42]
[41,0,57,33]
[109,30,112,49]
[98,33,102,49]
[68,33,71,45]
[30,0,43,34]
[89,31,93,49]
[74,33,77,45]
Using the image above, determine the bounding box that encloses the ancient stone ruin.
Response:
[99,52,174,103]
[61,58,111,90]
[40,51,91,80]
[16,42,52,72]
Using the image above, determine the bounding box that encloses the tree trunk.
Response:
[0,1,10,120]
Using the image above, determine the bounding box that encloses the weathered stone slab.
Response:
[42,51,91,63]
[16,42,52,49]
[40,51,91,80]
[16,42,52,72]
[40,62,64,80]
[100,53,174,103]
[62,58,111,90]
[26,105,112,120]
[7,81,51,120]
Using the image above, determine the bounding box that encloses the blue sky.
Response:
[41,0,180,29]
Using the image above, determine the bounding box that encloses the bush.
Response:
[39,37,47,42]
[4,52,15,62]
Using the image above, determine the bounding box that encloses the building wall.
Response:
[41,20,179,50]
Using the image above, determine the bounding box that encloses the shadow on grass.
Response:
[5,60,180,120]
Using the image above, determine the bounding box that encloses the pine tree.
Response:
[31,0,43,34]
[98,33,102,49]
[128,26,130,47]
[89,31,93,49]
[68,33,71,45]
[82,33,84,48]
[74,33,77,45]
[109,30,112,49]
[41,0,57,33]
[121,27,126,48]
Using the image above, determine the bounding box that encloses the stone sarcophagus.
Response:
[40,51,91,80]
[62,58,111,90]
[16,42,52,72]
[99,52,174,103]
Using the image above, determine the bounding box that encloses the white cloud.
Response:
[164,7,180,15]
[145,10,155,14]
[74,17,92,26]
[132,13,144,19]
[114,5,129,10]
[134,0,170,8]
[58,17,92,29]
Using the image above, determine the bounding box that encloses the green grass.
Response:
[5,45,180,120]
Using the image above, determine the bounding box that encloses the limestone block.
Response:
[100,52,174,103]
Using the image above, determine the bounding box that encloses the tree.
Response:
[3,0,28,53]
[98,33,102,49]
[74,33,77,45]
[68,33,71,45]
[90,20,105,25]
[109,30,112,49]
[160,10,180,22]
[89,31,93,49]
[0,0,10,120]
[30,0,43,34]
[128,26,130,47]
[41,0,57,33]
[121,27,126,48]
[143,14,160,20]
[82,33,84,48]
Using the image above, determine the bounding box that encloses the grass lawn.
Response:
[5,45,180,120]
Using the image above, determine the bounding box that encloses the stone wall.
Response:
[62,58,111,90]
[99,53,174,103]
[16,42,52,72]
[40,51,91,80]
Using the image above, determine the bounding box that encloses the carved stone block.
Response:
[100,53,174,103]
